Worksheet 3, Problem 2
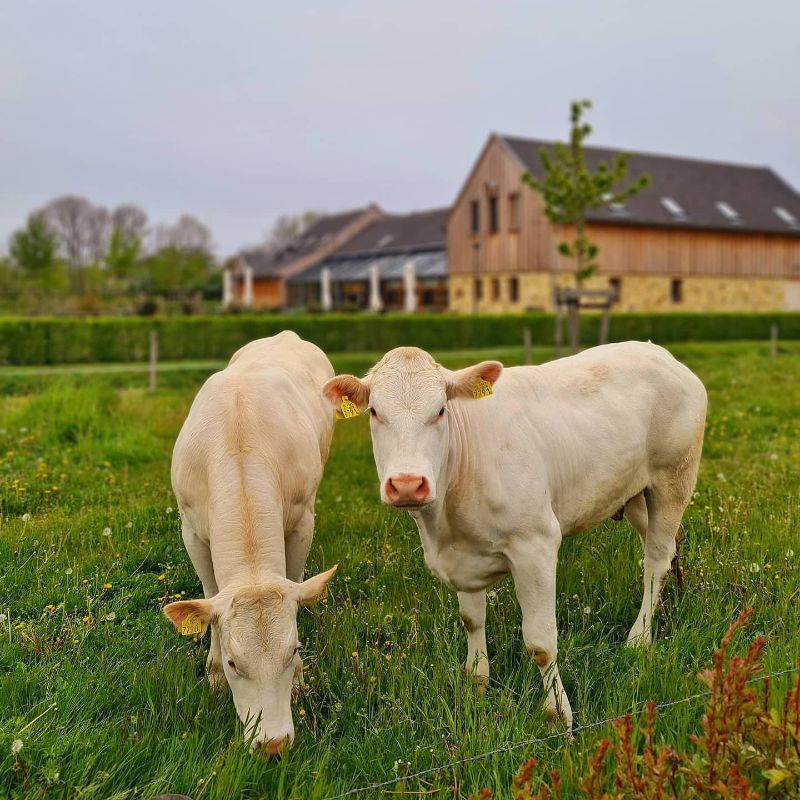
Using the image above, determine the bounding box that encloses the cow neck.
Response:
[439,399,474,507]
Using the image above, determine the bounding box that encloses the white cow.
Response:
[164,331,337,753]
[324,341,707,726]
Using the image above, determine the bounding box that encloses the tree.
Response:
[111,204,148,241]
[264,210,319,255]
[9,213,59,275]
[105,205,148,280]
[155,214,213,253]
[522,100,650,285]
[40,196,111,294]
[140,245,216,299]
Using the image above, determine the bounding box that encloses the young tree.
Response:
[264,210,319,255]
[9,213,59,275]
[522,100,650,285]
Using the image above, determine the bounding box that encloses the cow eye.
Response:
[438,407,445,417]
[369,407,378,418]
[293,644,301,656]
[227,659,237,672]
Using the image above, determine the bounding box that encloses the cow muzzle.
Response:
[385,474,430,507]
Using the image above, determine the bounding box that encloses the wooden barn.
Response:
[447,134,800,313]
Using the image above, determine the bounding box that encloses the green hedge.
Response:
[0,312,798,366]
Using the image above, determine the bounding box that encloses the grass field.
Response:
[1,341,798,799]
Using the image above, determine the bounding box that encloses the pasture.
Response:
[1,341,798,799]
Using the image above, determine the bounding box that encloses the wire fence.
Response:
[320,664,799,800]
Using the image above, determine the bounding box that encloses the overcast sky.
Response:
[2,1,798,257]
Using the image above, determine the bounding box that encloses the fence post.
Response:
[770,324,778,359]
[523,327,532,365]
[149,330,158,391]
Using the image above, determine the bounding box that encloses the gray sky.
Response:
[2,0,798,258]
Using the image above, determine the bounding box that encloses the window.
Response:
[774,206,800,230]
[661,197,688,220]
[488,196,499,234]
[509,276,519,303]
[491,277,500,301]
[716,201,741,224]
[608,277,622,302]
[508,193,521,230]
[670,278,683,303]
[470,201,480,235]
[473,278,483,301]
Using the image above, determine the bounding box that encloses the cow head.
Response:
[164,566,336,753]
[323,347,502,508]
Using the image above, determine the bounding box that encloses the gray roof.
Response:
[334,207,448,256]
[240,207,375,278]
[500,135,800,236]
[288,251,446,285]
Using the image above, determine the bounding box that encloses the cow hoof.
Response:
[625,630,652,648]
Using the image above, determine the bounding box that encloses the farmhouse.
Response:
[224,205,382,309]
[447,134,800,313]
[287,208,448,312]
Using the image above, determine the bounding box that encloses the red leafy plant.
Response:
[473,610,800,799]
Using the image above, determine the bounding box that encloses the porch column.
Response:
[320,267,333,312]
[222,268,233,308]
[368,263,383,313]
[403,260,417,313]
[243,265,254,307]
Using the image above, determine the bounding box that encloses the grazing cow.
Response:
[164,331,337,753]
[323,342,707,726]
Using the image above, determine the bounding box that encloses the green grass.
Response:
[1,342,798,799]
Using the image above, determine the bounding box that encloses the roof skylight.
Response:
[661,197,688,220]
[377,234,394,248]
[774,207,800,229]
[716,201,741,224]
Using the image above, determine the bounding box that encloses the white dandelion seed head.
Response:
[749,563,760,573]
[102,527,112,537]
[716,472,726,482]
[126,521,133,528]
[11,739,22,755]
[787,549,795,559]
[770,453,779,461]
[21,513,31,522]
[165,507,173,514]
[583,606,591,615]
[0,613,6,624]
[65,568,73,575]
[102,612,116,622]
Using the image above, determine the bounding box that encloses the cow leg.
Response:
[458,590,489,692]
[624,491,648,552]
[509,525,572,727]
[182,521,225,692]
[285,506,315,690]
[627,486,684,647]
[285,506,315,584]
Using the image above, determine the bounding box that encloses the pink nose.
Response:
[257,736,288,757]
[386,474,429,506]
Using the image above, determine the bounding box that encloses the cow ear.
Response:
[445,361,503,400]
[322,375,370,412]
[296,565,337,606]
[163,598,214,636]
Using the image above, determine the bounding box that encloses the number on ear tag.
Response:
[337,395,360,420]
[179,615,204,636]
[472,377,493,399]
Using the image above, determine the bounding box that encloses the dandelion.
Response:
[749,563,760,573]
[787,549,795,559]
[82,615,90,623]
[298,708,306,717]
[0,613,6,624]
[351,651,358,658]
[165,507,174,514]
[11,739,22,756]
[716,472,726,482]
[157,574,165,581]
[126,521,133,528]
[21,513,31,522]
[770,453,779,461]
[102,582,112,589]
[65,568,73,575]
[583,606,591,615]
[102,612,116,622]
[102,527,112,537]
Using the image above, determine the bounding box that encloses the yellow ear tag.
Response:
[336,395,360,420]
[472,377,493,399]
[179,615,204,636]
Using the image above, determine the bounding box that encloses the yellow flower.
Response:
[157,574,165,581]
[82,615,90,623]
[102,583,112,589]
[351,651,358,658]
[298,709,306,717]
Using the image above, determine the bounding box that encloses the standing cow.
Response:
[164,331,337,753]
[323,342,706,726]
